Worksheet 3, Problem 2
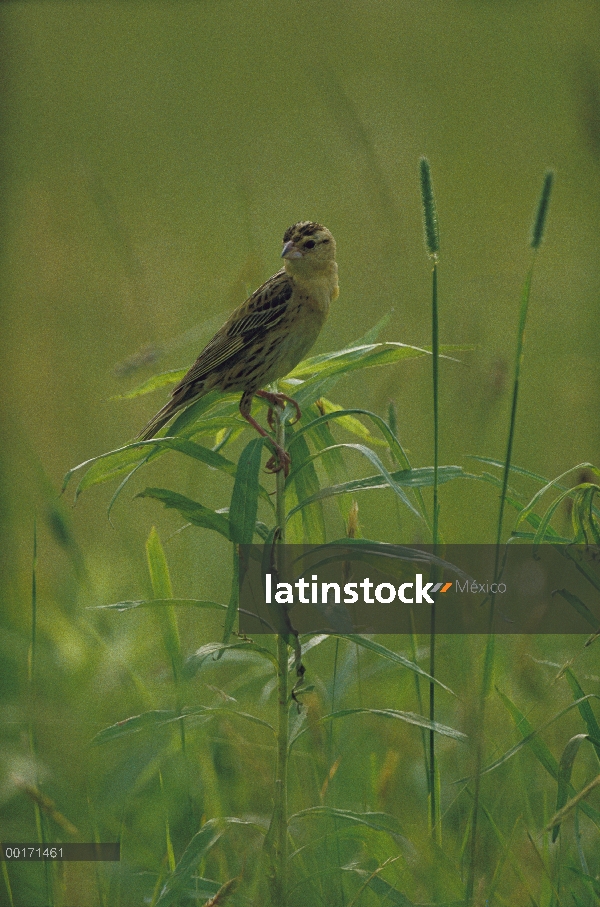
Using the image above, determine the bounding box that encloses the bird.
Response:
[138,221,339,476]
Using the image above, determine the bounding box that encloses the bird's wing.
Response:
[173,269,293,390]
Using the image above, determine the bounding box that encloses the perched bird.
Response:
[138,222,339,475]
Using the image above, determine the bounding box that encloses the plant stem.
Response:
[429,260,440,841]
[432,263,440,553]
[467,246,542,903]
[465,170,554,902]
[420,157,441,843]
[273,409,289,906]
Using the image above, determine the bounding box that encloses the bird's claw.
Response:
[265,448,291,478]
[257,391,302,427]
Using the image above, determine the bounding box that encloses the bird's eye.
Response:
[304,239,316,249]
[321,238,330,243]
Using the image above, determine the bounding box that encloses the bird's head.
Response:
[281,222,336,275]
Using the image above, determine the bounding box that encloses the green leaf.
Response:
[146,528,182,673]
[146,526,173,600]
[290,805,404,837]
[553,734,600,841]
[343,868,416,906]
[337,634,456,695]
[155,818,258,907]
[486,689,600,830]
[286,341,457,381]
[300,538,469,583]
[181,704,274,734]
[531,483,600,550]
[107,456,153,520]
[573,485,600,545]
[516,463,599,529]
[546,774,600,836]
[223,438,264,643]
[553,589,600,632]
[279,341,455,422]
[162,437,237,476]
[287,442,422,520]
[165,389,234,436]
[223,545,240,646]
[64,433,238,502]
[568,867,600,898]
[63,440,159,498]
[482,687,600,828]
[229,438,263,544]
[317,398,387,448]
[469,456,566,488]
[93,598,227,612]
[300,405,353,524]
[564,669,600,763]
[136,489,231,540]
[287,465,466,521]
[92,710,178,745]
[353,310,395,345]
[290,408,419,479]
[288,427,326,544]
[111,368,188,400]
[323,707,467,741]
[184,641,278,679]
[494,688,560,777]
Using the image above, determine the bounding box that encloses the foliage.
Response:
[7,169,600,907]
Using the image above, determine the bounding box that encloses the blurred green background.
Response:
[1,3,600,902]
[1,1,599,612]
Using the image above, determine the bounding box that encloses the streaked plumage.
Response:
[138,222,339,474]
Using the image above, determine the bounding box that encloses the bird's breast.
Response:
[262,279,333,382]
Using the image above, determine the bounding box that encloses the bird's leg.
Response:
[255,390,302,427]
[239,391,291,477]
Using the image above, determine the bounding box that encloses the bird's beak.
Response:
[281,240,303,260]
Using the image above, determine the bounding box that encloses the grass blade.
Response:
[111,368,188,400]
[155,818,256,907]
[136,489,231,540]
[223,438,264,643]
[564,669,600,762]
[94,598,227,613]
[290,805,404,837]
[286,465,465,520]
[337,635,455,695]
[287,426,326,544]
[184,641,279,678]
[229,438,263,545]
[322,707,467,741]
[92,710,179,745]
[146,527,182,677]
[553,734,600,841]
[287,442,422,519]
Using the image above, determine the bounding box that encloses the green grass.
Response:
[4,167,600,907]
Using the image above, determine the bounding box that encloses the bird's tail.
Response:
[137,399,178,440]
[137,381,209,441]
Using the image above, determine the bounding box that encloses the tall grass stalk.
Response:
[466,170,554,904]
[420,157,441,840]
[0,860,14,907]
[28,519,53,905]
[273,410,289,906]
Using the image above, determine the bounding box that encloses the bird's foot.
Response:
[265,445,291,478]
[256,391,302,427]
